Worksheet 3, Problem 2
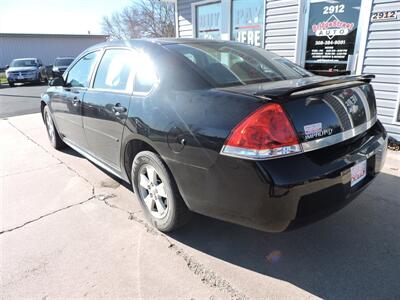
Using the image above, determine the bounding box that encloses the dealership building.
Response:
[175,0,400,141]
[0,33,107,67]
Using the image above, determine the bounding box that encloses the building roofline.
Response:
[0,33,108,38]
[12,58,39,60]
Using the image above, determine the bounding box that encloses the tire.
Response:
[43,105,65,149]
[8,81,14,87]
[132,151,191,232]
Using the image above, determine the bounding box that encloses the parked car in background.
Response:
[41,39,387,233]
[5,58,45,87]
[40,65,53,84]
[52,57,74,77]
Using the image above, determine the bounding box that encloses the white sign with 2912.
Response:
[371,10,400,22]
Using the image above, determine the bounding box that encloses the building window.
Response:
[195,2,222,40]
[231,0,265,47]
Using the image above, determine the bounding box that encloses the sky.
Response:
[0,0,135,35]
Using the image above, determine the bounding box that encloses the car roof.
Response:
[146,38,228,45]
[84,38,231,52]
[56,56,74,59]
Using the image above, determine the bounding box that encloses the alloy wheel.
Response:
[138,164,169,219]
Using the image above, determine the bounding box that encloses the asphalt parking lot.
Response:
[1,87,400,299]
[0,84,47,118]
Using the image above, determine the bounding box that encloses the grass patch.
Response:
[0,72,7,84]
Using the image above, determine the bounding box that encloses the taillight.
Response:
[220,103,302,159]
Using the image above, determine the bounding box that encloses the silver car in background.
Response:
[5,58,44,87]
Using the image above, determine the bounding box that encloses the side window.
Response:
[135,54,158,93]
[93,49,135,92]
[66,51,99,88]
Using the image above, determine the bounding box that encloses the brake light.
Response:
[220,103,302,159]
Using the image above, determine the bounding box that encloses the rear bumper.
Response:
[174,120,388,232]
[287,133,388,231]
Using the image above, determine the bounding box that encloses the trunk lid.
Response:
[220,75,377,149]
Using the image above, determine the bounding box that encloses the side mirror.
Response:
[49,76,65,87]
[5,65,9,69]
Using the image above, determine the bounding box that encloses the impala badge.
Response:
[304,122,333,140]
[304,122,322,136]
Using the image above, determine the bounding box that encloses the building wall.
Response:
[264,0,300,62]
[176,0,195,38]
[362,0,400,141]
[0,34,107,67]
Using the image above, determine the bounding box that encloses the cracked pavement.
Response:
[1,113,400,299]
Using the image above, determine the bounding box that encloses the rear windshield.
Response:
[10,59,37,67]
[54,58,74,66]
[166,42,312,87]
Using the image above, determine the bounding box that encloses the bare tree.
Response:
[102,0,175,40]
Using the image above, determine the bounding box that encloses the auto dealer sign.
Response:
[312,14,354,40]
[304,0,361,72]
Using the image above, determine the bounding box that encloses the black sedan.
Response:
[41,39,387,232]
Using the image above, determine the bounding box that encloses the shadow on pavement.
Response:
[61,147,133,190]
[169,172,400,299]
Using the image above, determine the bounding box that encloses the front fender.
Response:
[40,91,62,137]
[40,93,50,119]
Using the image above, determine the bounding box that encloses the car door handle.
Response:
[72,96,81,105]
[112,104,127,113]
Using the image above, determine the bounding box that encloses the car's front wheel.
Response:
[8,81,14,87]
[132,151,191,232]
[43,105,65,149]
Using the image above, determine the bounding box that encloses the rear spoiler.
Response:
[255,74,375,99]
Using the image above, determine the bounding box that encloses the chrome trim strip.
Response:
[301,116,377,152]
[55,114,83,127]
[86,87,132,95]
[63,138,124,180]
[220,144,302,161]
[84,125,119,142]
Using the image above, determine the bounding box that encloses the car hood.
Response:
[7,67,38,72]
